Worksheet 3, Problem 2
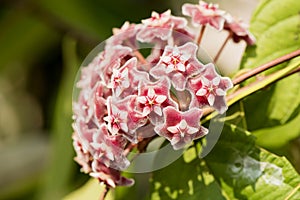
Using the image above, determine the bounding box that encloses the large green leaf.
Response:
[150,123,300,200]
[240,0,300,147]
[243,0,300,69]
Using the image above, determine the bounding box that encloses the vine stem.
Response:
[232,49,300,85]
[213,32,232,64]
[228,59,300,106]
[99,185,109,200]
[133,49,148,65]
[197,25,206,46]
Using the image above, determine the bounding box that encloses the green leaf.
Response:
[243,0,300,69]
[63,179,114,200]
[240,0,300,147]
[150,123,300,200]
[253,112,300,148]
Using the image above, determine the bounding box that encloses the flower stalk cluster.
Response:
[72,0,256,190]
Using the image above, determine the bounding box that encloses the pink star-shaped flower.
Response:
[187,63,233,114]
[97,45,133,85]
[90,124,129,170]
[136,78,178,125]
[105,95,147,143]
[72,132,92,174]
[104,97,129,135]
[182,0,226,30]
[109,57,149,98]
[107,67,130,97]
[150,42,205,91]
[224,13,256,45]
[137,87,167,116]
[137,10,187,43]
[106,21,142,47]
[94,83,110,123]
[154,106,208,150]
[141,10,171,27]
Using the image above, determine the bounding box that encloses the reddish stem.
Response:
[214,32,232,64]
[197,25,206,46]
[133,49,148,65]
[99,185,109,200]
[232,49,300,85]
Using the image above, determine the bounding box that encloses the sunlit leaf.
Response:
[63,179,114,200]
[240,0,300,147]
[150,123,300,200]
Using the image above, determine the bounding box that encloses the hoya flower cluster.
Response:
[72,1,254,188]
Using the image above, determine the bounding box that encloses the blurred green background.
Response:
[0,0,174,199]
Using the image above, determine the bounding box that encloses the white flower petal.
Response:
[148,88,155,98]
[142,107,151,116]
[155,95,167,104]
[167,126,178,134]
[207,94,215,106]
[107,179,116,188]
[115,87,122,97]
[137,96,147,104]
[179,119,188,130]
[162,56,171,63]
[119,110,128,120]
[212,77,221,85]
[153,106,162,116]
[122,80,130,88]
[120,122,128,132]
[166,65,174,73]
[196,88,207,96]
[171,136,180,145]
[202,77,210,86]
[187,127,199,134]
[180,53,190,61]
[111,105,119,115]
[173,47,180,56]
[216,88,226,96]
[177,63,186,72]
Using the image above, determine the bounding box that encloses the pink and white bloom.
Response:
[105,95,147,143]
[97,45,133,85]
[188,63,233,114]
[182,0,226,30]
[104,97,129,135]
[137,78,178,124]
[137,10,188,43]
[224,13,256,45]
[154,106,208,150]
[107,21,142,47]
[91,125,129,170]
[107,67,130,97]
[109,57,149,98]
[137,87,167,116]
[150,42,205,90]
[72,132,92,174]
